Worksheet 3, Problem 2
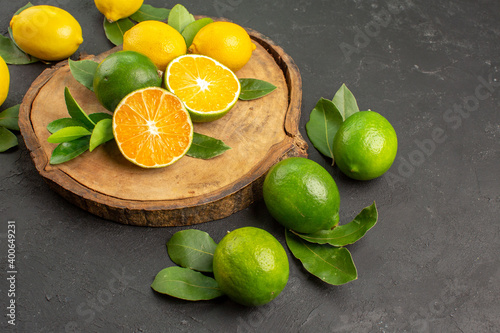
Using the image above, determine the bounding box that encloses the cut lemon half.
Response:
[113,87,193,168]
[164,54,241,122]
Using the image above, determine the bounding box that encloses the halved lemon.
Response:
[113,87,193,168]
[164,54,241,122]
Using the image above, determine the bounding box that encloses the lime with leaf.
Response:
[263,157,340,234]
[333,111,398,180]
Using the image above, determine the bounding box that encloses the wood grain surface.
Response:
[19,28,307,226]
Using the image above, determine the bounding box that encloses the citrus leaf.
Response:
[88,112,113,124]
[47,118,85,134]
[151,266,224,301]
[103,17,135,46]
[285,229,357,285]
[64,87,95,130]
[0,35,38,65]
[181,18,213,48]
[186,132,231,159]
[168,4,195,33]
[130,4,170,22]
[69,59,98,91]
[0,104,20,131]
[239,79,277,101]
[293,202,378,247]
[306,98,344,160]
[332,84,360,121]
[167,229,217,273]
[47,126,91,143]
[49,136,90,165]
[0,127,18,152]
[89,119,114,152]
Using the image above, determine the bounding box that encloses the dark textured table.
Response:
[1,1,499,332]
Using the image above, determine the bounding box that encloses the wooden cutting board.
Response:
[19,28,307,227]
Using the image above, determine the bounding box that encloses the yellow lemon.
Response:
[123,20,186,72]
[94,0,143,22]
[189,21,256,72]
[0,56,9,107]
[10,6,83,61]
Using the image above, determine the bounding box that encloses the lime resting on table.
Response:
[263,157,340,234]
[333,111,398,180]
[213,227,289,306]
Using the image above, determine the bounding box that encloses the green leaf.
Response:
[332,84,360,121]
[47,126,91,143]
[285,229,357,285]
[181,18,213,48]
[0,35,38,65]
[239,79,277,101]
[47,118,86,134]
[0,104,20,131]
[167,229,217,273]
[151,266,224,301]
[69,59,99,91]
[0,127,18,152]
[130,4,170,22]
[103,17,135,46]
[306,98,344,160]
[49,136,90,164]
[89,119,114,152]
[293,202,378,247]
[88,112,113,124]
[64,87,95,130]
[168,4,195,33]
[186,132,231,159]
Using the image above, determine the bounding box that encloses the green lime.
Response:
[213,227,289,306]
[263,157,340,234]
[93,50,162,111]
[333,111,398,180]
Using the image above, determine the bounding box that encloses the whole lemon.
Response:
[94,0,143,22]
[123,20,187,72]
[263,157,341,234]
[189,21,256,72]
[10,6,83,61]
[333,111,398,180]
[0,56,9,107]
[213,227,289,306]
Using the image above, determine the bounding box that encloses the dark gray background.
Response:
[1,0,499,332]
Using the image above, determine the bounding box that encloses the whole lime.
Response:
[93,50,162,111]
[263,157,340,234]
[333,111,398,180]
[213,227,289,306]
